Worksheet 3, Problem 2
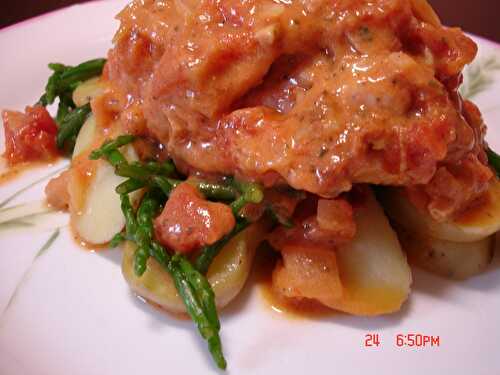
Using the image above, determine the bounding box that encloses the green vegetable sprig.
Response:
[195,179,264,274]
[38,58,106,152]
[39,58,107,106]
[89,136,270,369]
[56,103,91,150]
[115,167,239,200]
[119,192,227,369]
[487,147,500,177]
[194,219,250,274]
[229,178,264,216]
[90,138,241,200]
[89,135,136,160]
[91,136,267,276]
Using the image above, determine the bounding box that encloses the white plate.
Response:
[1,2,500,374]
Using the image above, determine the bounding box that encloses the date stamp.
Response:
[364,333,440,348]
[364,333,381,347]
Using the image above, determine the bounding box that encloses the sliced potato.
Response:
[70,121,140,244]
[207,221,269,307]
[72,115,97,159]
[397,226,494,280]
[122,221,268,313]
[272,190,412,316]
[73,160,132,244]
[378,181,500,243]
[72,77,105,107]
[70,105,140,245]
[330,189,412,316]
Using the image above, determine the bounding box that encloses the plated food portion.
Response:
[2,0,500,370]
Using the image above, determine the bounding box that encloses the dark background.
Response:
[1,0,499,42]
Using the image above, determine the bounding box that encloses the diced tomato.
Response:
[316,198,356,238]
[240,188,304,222]
[273,245,342,305]
[268,197,356,250]
[2,105,59,166]
[154,182,236,254]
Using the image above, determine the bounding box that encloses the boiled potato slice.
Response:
[72,77,105,107]
[208,221,269,307]
[378,181,500,243]
[122,222,268,314]
[397,227,494,280]
[331,189,412,316]
[73,160,134,244]
[70,122,140,244]
[72,115,97,159]
[70,153,140,245]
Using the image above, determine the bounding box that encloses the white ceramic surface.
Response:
[1,2,500,374]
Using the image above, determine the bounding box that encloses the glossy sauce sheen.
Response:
[103,0,492,220]
[69,146,99,215]
[455,181,500,226]
[254,243,335,319]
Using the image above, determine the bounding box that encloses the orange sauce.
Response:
[454,186,497,226]
[253,243,335,320]
[0,158,62,186]
[133,242,336,321]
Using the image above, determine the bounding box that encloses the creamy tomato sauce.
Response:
[102,0,493,221]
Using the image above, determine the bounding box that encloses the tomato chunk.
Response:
[268,198,356,250]
[154,182,235,254]
[316,198,356,238]
[2,105,59,165]
[273,245,342,305]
